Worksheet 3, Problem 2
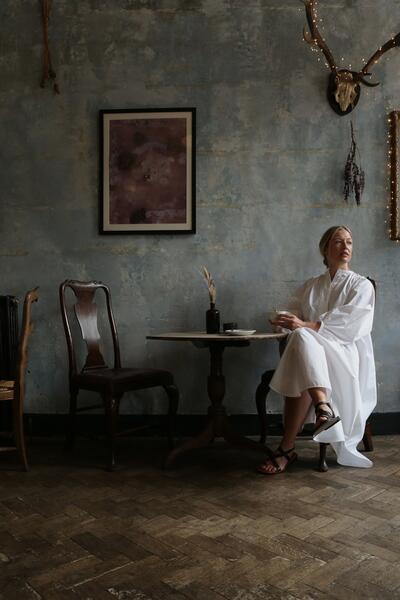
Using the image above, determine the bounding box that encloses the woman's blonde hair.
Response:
[319,226,352,267]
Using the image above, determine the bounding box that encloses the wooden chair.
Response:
[59,280,179,469]
[256,277,375,472]
[0,288,39,470]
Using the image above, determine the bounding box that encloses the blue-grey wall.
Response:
[1,0,399,416]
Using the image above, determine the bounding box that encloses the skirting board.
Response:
[23,412,400,437]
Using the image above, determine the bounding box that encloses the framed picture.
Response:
[389,111,400,241]
[100,108,196,234]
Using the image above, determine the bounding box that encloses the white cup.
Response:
[269,310,292,333]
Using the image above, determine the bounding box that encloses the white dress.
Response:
[270,269,377,468]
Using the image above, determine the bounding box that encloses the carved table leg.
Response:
[164,419,214,468]
[223,426,276,459]
[165,343,225,467]
[255,369,275,444]
[165,342,275,467]
[207,344,275,459]
[207,343,226,437]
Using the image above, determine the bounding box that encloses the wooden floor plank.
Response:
[0,436,400,598]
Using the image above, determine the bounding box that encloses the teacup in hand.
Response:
[269,310,292,333]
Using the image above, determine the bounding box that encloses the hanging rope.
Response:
[40,0,60,94]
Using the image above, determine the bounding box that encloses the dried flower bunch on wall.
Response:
[344,122,364,205]
[40,0,59,94]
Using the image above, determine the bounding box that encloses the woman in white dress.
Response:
[257,225,376,474]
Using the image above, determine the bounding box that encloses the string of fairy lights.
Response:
[300,1,399,241]
[387,111,400,241]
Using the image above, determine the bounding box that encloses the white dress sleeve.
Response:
[287,281,308,318]
[318,279,375,344]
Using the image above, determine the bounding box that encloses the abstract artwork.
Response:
[100,108,195,233]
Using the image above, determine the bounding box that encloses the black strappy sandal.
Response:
[313,402,341,438]
[256,445,298,475]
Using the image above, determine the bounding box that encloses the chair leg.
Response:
[363,421,373,452]
[318,443,329,472]
[65,386,78,452]
[164,383,179,449]
[255,370,275,444]
[104,394,118,470]
[13,398,28,472]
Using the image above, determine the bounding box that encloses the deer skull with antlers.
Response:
[303,0,400,115]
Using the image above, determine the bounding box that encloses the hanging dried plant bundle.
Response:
[343,121,364,205]
[40,0,60,94]
[201,267,216,304]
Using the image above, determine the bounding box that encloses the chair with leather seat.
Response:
[256,277,375,472]
[59,280,179,469]
[0,288,39,470]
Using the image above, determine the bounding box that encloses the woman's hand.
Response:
[270,313,320,332]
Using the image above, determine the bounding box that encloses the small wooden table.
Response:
[146,331,285,466]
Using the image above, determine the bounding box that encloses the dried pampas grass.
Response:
[201,266,216,304]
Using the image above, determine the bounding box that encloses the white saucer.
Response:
[224,329,256,336]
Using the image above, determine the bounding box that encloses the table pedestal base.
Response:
[165,411,275,467]
[165,344,275,467]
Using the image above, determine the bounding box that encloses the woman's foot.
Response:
[256,445,298,475]
[313,402,341,438]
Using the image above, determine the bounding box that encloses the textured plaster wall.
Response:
[1,0,400,416]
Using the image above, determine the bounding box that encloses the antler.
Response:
[302,0,337,72]
[359,32,400,86]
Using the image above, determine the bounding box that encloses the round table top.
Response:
[146,331,286,342]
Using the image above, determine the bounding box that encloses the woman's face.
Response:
[326,228,353,268]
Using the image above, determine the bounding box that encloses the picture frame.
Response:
[99,108,196,234]
[389,110,400,241]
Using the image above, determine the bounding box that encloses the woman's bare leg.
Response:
[260,391,311,473]
[281,392,313,449]
[259,387,335,473]
[308,387,326,407]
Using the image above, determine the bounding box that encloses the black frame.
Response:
[99,108,196,234]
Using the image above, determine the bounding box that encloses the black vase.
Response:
[206,303,220,334]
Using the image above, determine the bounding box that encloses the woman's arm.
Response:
[318,279,374,343]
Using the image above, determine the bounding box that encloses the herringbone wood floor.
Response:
[1,435,400,599]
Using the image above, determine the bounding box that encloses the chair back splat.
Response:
[60,280,121,375]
